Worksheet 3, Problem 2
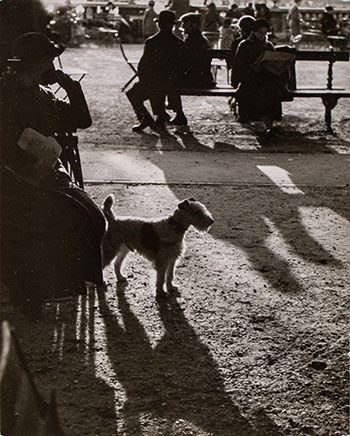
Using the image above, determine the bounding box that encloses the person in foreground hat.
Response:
[179,12,215,88]
[0,32,105,316]
[126,9,189,131]
[233,19,282,137]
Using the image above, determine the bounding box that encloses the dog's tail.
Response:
[102,194,115,222]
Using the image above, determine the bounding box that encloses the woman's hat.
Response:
[8,32,65,65]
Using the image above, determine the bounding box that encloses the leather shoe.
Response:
[153,113,171,130]
[132,117,153,132]
[169,113,188,126]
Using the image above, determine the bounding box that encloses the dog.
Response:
[101,195,214,299]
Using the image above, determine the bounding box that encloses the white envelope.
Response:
[17,128,62,168]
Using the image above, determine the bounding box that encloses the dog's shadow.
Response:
[97,284,283,435]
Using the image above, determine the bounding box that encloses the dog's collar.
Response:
[167,216,188,234]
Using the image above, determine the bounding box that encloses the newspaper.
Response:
[255,51,296,76]
[17,128,62,168]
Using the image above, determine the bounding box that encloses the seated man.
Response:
[0,33,106,316]
[233,19,282,135]
[179,12,216,88]
[230,15,256,87]
[126,9,188,132]
[320,6,338,37]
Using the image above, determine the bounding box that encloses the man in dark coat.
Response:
[180,12,216,88]
[126,10,188,131]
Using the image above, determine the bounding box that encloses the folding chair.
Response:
[57,133,84,189]
[49,56,87,188]
[120,43,139,92]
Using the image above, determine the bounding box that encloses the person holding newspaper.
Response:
[233,18,292,138]
[0,32,106,317]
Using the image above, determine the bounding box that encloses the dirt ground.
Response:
[2,44,350,436]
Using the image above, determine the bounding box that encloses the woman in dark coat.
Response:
[0,33,106,315]
[233,19,282,132]
[320,6,338,37]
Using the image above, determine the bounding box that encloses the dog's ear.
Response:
[178,200,189,210]
[189,197,196,202]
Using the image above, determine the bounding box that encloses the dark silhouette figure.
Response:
[0,33,105,315]
[320,6,338,36]
[126,10,188,132]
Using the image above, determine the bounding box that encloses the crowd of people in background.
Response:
[142,0,345,48]
[128,6,298,137]
[125,0,347,136]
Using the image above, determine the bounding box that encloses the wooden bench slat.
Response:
[177,87,350,98]
[203,49,350,62]
[294,50,350,62]
[290,90,350,97]
[178,87,237,96]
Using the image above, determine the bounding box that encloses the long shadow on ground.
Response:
[136,131,347,294]
[12,290,117,436]
[97,284,284,436]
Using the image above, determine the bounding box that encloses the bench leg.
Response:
[321,95,339,135]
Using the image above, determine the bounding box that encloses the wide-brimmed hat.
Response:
[154,9,177,25]
[8,32,65,65]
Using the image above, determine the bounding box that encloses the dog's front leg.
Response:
[155,260,167,298]
[166,258,178,293]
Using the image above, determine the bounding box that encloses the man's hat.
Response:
[180,12,202,24]
[8,32,65,65]
[154,9,177,25]
[238,15,256,30]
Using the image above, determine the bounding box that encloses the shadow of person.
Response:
[97,284,284,436]
[177,131,213,152]
[159,129,185,151]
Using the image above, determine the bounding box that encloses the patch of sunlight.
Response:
[102,253,166,349]
[119,152,167,182]
[51,307,65,361]
[257,165,305,194]
[298,206,350,261]
[93,313,126,401]
[75,294,92,365]
[127,287,167,350]
[137,414,212,435]
[263,216,297,259]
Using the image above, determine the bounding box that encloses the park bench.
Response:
[175,48,350,134]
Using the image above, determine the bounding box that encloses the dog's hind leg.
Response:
[114,245,129,282]
[166,258,178,293]
[102,247,116,269]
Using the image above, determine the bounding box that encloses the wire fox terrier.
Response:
[101,195,214,299]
